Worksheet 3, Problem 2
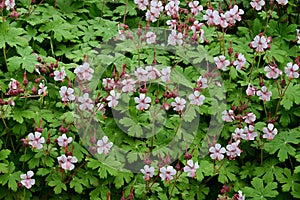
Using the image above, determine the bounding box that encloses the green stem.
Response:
[274,79,291,120]
[3,45,8,69]
[168,171,182,200]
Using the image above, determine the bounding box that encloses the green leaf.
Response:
[48,179,67,194]
[277,168,300,193]
[0,22,27,48]
[243,177,278,200]
[70,177,84,193]
[0,149,11,160]
[264,131,300,162]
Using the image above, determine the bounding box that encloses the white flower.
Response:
[107,90,120,108]
[20,171,35,189]
[134,93,151,110]
[196,76,208,89]
[246,84,256,96]
[53,67,66,81]
[243,113,256,124]
[146,65,161,79]
[257,86,272,101]
[8,78,18,90]
[222,110,235,122]
[250,0,265,11]
[262,123,278,140]
[57,134,72,147]
[276,0,288,6]
[97,136,113,154]
[28,131,45,150]
[57,154,78,171]
[159,166,176,181]
[284,62,299,79]
[242,125,258,140]
[232,128,244,141]
[59,86,75,102]
[161,67,171,82]
[121,78,136,93]
[214,55,230,71]
[135,67,149,82]
[209,143,226,160]
[226,140,242,159]
[140,165,155,181]
[134,0,149,10]
[237,190,246,200]
[38,82,47,96]
[167,30,183,46]
[250,34,269,53]
[5,0,15,10]
[171,97,186,112]
[188,1,203,16]
[78,93,94,111]
[145,31,156,44]
[264,65,282,79]
[74,62,94,81]
[189,90,205,106]
[183,159,199,178]
[103,78,115,90]
[233,53,246,70]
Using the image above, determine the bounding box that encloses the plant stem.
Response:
[168,171,182,200]
[274,80,291,120]
[3,45,8,69]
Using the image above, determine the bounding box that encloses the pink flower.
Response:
[57,154,78,171]
[188,1,203,16]
[168,30,183,46]
[246,84,256,96]
[161,67,171,82]
[166,19,177,30]
[209,143,226,160]
[134,0,149,10]
[53,67,66,81]
[196,76,208,89]
[189,90,205,106]
[165,1,179,16]
[221,110,235,122]
[5,0,15,10]
[233,53,246,70]
[171,97,186,112]
[203,8,215,26]
[219,13,229,28]
[250,34,269,53]
[145,31,156,44]
[146,65,161,79]
[250,0,265,11]
[183,159,199,178]
[284,62,299,79]
[276,0,288,6]
[232,128,244,141]
[264,65,282,79]
[226,140,242,159]
[243,112,256,124]
[59,86,75,102]
[38,82,47,96]
[190,21,204,34]
[74,62,94,81]
[20,171,35,189]
[257,86,272,101]
[103,78,115,90]
[28,131,45,150]
[97,136,113,154]
[159,166,176,181]
[297,29,300,44]
[57,134,72,147]
[134,93,151,110]
[214,55,230,71]
[107,90,120,108]
[242,125,258,140]
[140,165,155,181]
[237,190,246,200]
[135,67,149,82]
[225,5,244,25]
[121,78,136,93]
[262,123,278,140]
[78,93,94,111]
[8,78,19,90]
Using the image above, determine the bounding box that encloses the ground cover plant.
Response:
[0,0,300,199]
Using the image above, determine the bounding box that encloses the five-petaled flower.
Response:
[140,165,155,181]
[284,62,299,79]
[57,133,73,147]
[189,90,205,106]
[183,159,199,178]
[256,86,272,101]
[53,67,66,81]
[38,82,47,96]
[168,30,183,46]
[171,97,186,112]
[97,136,113,154]
[250,0,265,11]
[57,154,78,171]
[243,112,256,124]
[262,123,278,140]
[214,55,230,71]
[242,125,258,140]
[78,93,94,111]
[161,67,171,82]
[250,34,270,53]
[209,143,226,160]
[222,110,235,122]
[276,0,288,6]
[74,62,94,81]
[159,166,177,181]
[27,131,45,149]
[107,90,121,108]
[134,93,151,110]
[59,86,75,102]
[20,171,35,189]
[226,140,242,160]
[264,65,282,79]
